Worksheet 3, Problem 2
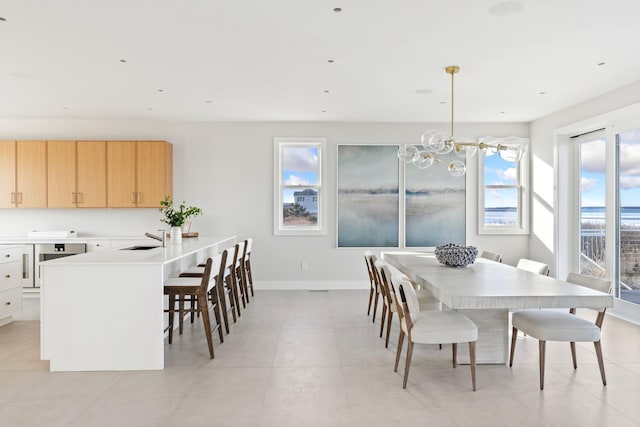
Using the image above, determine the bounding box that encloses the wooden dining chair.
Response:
[375,260,442,348]
[164,253,226,358]
[510,273,612,390]
[516,258,549,276]
[480,250,503,263]
[364,251,381,322]
[393,277,478,391]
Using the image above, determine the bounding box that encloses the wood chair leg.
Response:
[216,283,230,334]
[394,331,404,372]
[509,326,518,367]
[167,293,175,344]
[594,340,607,385]
[570,341,577,369]
[190,295,196,323]
[539,340,546,390]
[379,305,387,338]
[198,291,215,359]
[452,343,457,368]
[178,296,185,335]
[210,288,224,343]
[372,292,379,323]
[238,266,250,304]
[227,276,240,319]
[367,287,374,315]
[385,312,393,348]
[246,261,254,296]
[469,341,477,391]
[237,269,247,308]
[403,341,414,389]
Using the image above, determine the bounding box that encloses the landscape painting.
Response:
[405,152,465,247]
[337,145,399,247]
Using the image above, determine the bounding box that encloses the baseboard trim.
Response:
[255,280,368,290]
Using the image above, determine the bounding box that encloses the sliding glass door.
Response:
[617,129,640,305]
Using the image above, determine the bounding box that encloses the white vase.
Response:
[171,226,182,244]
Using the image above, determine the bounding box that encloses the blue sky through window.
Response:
[282,146,319,203]
[483,154,518,208]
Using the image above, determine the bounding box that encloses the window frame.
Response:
[477,142,530,235]
[273,137,327,236]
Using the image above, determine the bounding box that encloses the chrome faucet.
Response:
[145,230,166,247]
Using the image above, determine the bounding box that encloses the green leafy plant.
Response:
[159,196,203,227]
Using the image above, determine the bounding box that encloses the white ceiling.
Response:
[1,0,640,123]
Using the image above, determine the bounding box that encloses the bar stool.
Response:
[164,253,226,359]
[179,248,235,334]
[233,241,249,307]
[244,238,255,297]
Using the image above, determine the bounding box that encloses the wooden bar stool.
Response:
[179,248,235,334]
[164,253,226,359]
[244,238,255,297]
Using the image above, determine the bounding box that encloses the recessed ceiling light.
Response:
[62,107,68,110]
[500,111,506,114]
[597,62,606,66]
[440,101,447,104]
[415,89,434,95]
[147,108,153,111]
[539,91,546,95]
[488,1,524,17]
[119,59,127,63]
[205,100,213,103]
[322,110,327,113]
[328,59,335,63]
[0,17,7,22]
[324,90,330,93]
[157,89,164,92]
[333,8,342,12]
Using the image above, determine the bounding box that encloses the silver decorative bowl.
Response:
[435,244,478,267]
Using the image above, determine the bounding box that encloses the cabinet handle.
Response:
[72,192,77,204]
[17,192,23,204]
[130,192,136,203]
[78,192,83,204]
[11,192,15,204]
[137,192,142,203]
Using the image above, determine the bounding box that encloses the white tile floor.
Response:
[0,290,639,427]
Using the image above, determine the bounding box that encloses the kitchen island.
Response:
[40,235,236,371]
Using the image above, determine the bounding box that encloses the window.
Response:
[273,137,326,235]
[478,142,529,234]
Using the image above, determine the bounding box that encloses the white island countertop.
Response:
[40,236,236,266]
[40,235,237,371]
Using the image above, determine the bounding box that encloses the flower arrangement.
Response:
[159,196,203,227]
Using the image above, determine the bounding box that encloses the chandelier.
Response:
[398,65,527,177]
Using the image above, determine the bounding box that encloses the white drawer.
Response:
[0,247,22,264]
[0,287,22,319]
[0,261,21,291]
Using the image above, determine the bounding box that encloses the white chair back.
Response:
[480,250,502,263]
[517,258,549,276]
[566,273,612,294]
[208,253,224,292]
[396,277,420,314]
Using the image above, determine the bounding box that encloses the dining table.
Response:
[382,251,613,364]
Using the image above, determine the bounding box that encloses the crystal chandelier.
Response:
[398,66,527,177]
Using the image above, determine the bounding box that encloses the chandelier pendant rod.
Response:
[445,65,460,139]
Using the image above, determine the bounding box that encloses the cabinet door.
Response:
[107,141,136,207]
[0,141,16,208]
[77,141,107,207]
[47,141,77,208]
[137,141,172,208]
[16,141,47,208]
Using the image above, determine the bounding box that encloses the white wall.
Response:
[0,119,529,288]
[529,80,640,276]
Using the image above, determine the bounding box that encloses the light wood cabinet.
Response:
[48,141,107,208]
[47,141,77,208]
[0,141,16,208]
[0,140,171,209]
[1,140,47,208]
[107,141,172,208]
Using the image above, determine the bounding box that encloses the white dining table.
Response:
[382,251,613,364]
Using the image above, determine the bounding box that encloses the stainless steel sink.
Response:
[120,245,161,251]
